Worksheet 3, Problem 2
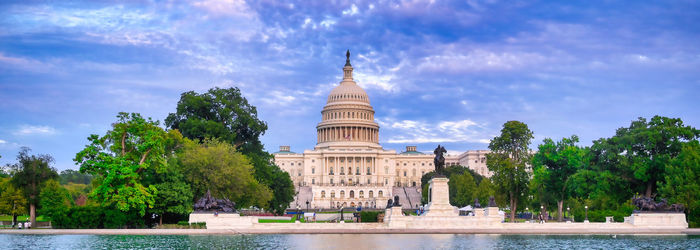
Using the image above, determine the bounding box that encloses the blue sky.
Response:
[1,0,699,171]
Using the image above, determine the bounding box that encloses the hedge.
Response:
[360,211,382,222]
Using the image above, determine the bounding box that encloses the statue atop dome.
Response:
[345,49,351,66]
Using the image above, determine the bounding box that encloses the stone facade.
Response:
[274,53,491,209]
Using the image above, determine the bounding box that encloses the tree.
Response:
[0,178,27,226]
[145,166,193,225]
[658,140,700,227]
[450,171,477,207]
[165,87,293,213]
[165,87,267,153]
[590,116,698,197]
[38,179,72,224]
[74,112,173,216]
[59,169,93,185]
[531,136,586,221]
[175,139,273,208]
[487,120,533,222]
[476,178,496,207]
[8,147,58,226]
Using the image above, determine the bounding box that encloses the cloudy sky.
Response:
[1,0,699,171]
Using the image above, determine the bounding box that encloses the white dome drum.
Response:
[316,51,380,148]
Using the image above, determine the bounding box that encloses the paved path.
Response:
[0,227,694,235]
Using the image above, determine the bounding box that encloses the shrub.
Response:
[360,211,381,222]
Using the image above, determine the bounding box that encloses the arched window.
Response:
[367,167,371,175]
[321,191,326,198]
[359,191,364,198]
[331,191,335,198]
[350,190,355,198]
[340,190,345,198]
[378,191,383,197]
[403,171,407,177]
[331,178,334,184]
[369,191,374,198]
[330,167,334,175]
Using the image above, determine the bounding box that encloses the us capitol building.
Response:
[274,51,491,209]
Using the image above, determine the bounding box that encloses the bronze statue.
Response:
[488,196,497,207]
[632,195,684,212]
[393,195,401,207]
[345,50,351,66]
[194,190,237,213]
[387,198,393,208]
[433,145,447,176]
[474,198,481,208]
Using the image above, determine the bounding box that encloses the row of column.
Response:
[323,111,374,121]
[322,156,376,185]
[317,126,378,143]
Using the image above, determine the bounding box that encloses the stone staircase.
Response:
[291,186,313,209]
[391,187,422,209]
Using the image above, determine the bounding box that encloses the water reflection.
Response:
[0,233,696,250]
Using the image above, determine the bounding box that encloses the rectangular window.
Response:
[312,179,315,184]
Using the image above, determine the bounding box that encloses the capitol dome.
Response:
[316,50,380,148]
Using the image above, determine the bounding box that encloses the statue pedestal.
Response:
[626,213,688,228]
[188,212,257,229]
[423,177,457,216]
[474,208,485,217]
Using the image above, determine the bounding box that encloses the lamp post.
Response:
[567,207,570,221]
[526,207,530,222]
[306,200,310,211]
[296,205,301,222]
[585,205,589,223]
[540,205,544,222]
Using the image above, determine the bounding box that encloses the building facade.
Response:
[273,52,491,209]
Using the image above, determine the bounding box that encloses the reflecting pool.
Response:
[0,234,697,249]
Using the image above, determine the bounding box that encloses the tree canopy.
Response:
[174,139,272,209]
[74,112,177,216]
[487,120,533,222]
[8,147,58,226]
[531,135,586,221]
[165,87,293,214]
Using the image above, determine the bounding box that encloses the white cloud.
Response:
[14,125,57,136]
[417,48,547,73]
[191,0,258,19]
[0,139,6,144]
[378,118,491,144]
[342,4,359,16]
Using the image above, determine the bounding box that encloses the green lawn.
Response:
[0,215,47,222]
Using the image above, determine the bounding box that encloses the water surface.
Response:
[0,234,697,249]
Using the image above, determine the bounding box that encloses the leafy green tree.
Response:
[487,120,533,222]
[74,112,172,216]
[450,171,477,207]
[165,87,267,150]
[145,166,193,225]
[8,147,58,226]
[0,178,27,226]
[531,136,587,221]
[59,169,93,185]
[38,179,72,223]
[175,139,273,208]
[476,178,496,207]
[659,140,700,227]
[165,87,293,213]
[590,116,698,197]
